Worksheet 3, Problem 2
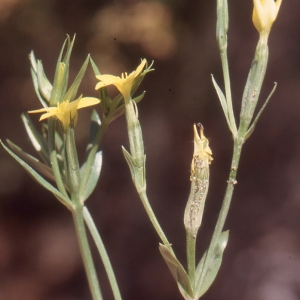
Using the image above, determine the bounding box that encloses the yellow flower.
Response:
[95,59,147,101]
[29,96,100,131]
[252,0,282,35]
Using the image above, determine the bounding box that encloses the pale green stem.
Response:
[48,117,69,198]
[186,233,196,290]
[72,206,103,300]
[66,128,102,300]
[83,206,122,300]
[139,190,174,254]
[197,138,243,290]
[124,97,173,253]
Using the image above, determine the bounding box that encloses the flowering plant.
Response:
[0,0,283,299]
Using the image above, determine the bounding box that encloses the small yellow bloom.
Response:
[29,96,100,131]
[95,59,147,101]
[252,0,282,35]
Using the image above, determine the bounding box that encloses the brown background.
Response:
[0,0,299,299]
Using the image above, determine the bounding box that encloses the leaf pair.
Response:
[159,231,228,300]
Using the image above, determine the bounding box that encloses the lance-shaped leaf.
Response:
[1,140,72,209]
[121,146,136,183]
[50,35,75,106]
[63,55,90,104]
[159,243,194,300]
[21,113,50,166]
[211,75,234,133]
[79,110,103,202]
[6,140,55,183]
[195,230,229,298]
[29,51,50,108]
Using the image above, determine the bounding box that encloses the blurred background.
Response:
[0,0,299,299]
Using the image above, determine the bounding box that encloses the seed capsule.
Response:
[184,124,213,237]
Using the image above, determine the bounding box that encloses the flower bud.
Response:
[252,0,282,36]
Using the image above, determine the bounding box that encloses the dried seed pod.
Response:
[184,124,213,237]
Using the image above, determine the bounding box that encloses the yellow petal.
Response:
[96,74,121,82]
[134,59,147,78]
[77,97,100,109]
[95,81,111,90]
[95,59,148,100]
[28,107,54,114]
[66,97,81,114]
[39,111,59,121]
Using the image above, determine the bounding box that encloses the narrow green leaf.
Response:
[47,115,69,199]
[244,82,277,140]
[121,146,136,182]
[211,75,232,131]
[89,56,101,76]
[21,113,50,165]
[65,127,81,196]
[1,140,72,209]
[37,60,52,102]
[50,37,68,106]
[7,140,55,183]
[29,50,38,72]
[29,51,48,108]
[63,54,90,103]
[195,230,229,298]
[79,110,103,202]
[159,243,194,300]
[50,35,75,106]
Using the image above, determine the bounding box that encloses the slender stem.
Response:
[83,206,122,300]
[66,127,102,300]
[186,232,196,290]
[139,190,174,254]
[48,117,69,198]
[197,138,243,289]
[72,206,103,300]
[123,98,172,253]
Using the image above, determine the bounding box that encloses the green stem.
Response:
[66,126,102,300]
[139,190,174,254]
[72,206,103,300]
[83,207,122,300]
[124,98,172,253]
[65,128,81,197]
[186,232,196,290]
[197,138,243,289]
[48,117,69,199]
